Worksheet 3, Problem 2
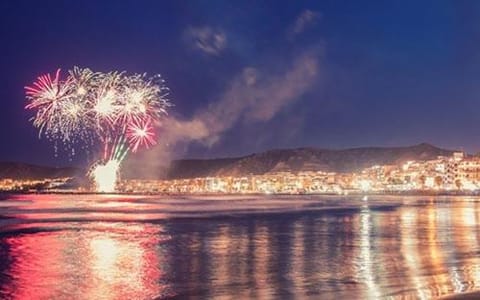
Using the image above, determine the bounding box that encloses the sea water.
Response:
[0,194,479,299]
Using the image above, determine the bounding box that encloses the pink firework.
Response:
[25,69,72,109]
[126,118,157,152]
[25,69,77,141]
[25,67,170,193]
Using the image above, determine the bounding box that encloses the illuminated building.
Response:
[6,152,480,195]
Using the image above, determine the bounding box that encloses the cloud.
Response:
[184,26,227,56]
[287,10,321,40]
[124,49,323,178]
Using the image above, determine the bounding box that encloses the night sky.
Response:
[1,0,480,167]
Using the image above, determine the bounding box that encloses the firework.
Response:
[25,69,77,142]
[90,159,121,193]
[126,118,157,153]
[25,67,171,192]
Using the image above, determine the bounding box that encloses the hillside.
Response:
[0,143,458,180]
[0,162,82,180]
[166,143,457,179]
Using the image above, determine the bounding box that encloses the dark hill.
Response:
[0,162,82,180]
[166,143,457,179]
[0,143,459,180]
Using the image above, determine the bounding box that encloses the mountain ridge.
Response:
[0,143,460,180]
[0,161,82,180]
[165,143,458,179]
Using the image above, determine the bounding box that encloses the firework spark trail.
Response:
[103,140,109,161]
[25,67,171,192]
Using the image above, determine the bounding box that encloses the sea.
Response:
[0,194,480,299]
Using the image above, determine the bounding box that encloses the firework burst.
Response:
[25,69,76,141]
[127,118,157,153]
[25,67,171,192]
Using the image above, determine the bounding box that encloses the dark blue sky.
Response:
[1,0,480,166]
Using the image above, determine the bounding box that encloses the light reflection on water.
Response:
[1,195,480,299]
[1,222,172,299]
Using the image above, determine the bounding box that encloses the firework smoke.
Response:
[25,67,170,192]
[123,50,320,178]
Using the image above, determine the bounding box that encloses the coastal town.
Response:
[118,151,480,194]
[0,177,71,192]
[3,151,480,195]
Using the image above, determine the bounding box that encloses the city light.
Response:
[117,151,480,195]
[3,151,480,194]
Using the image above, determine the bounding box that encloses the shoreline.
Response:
[2,190,480,197]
